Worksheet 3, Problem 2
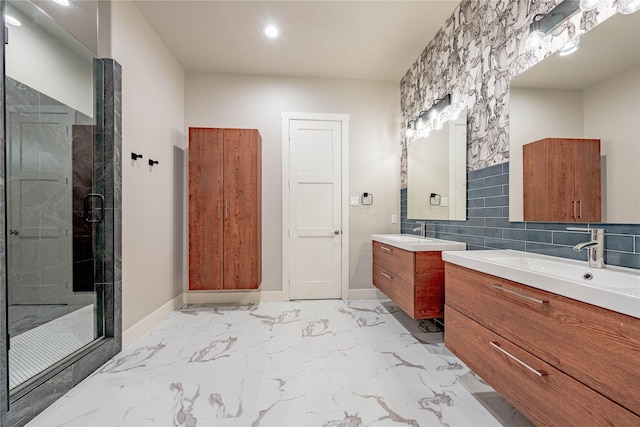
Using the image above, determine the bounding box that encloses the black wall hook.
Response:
[148,159,159,166]
[131,153,143,160]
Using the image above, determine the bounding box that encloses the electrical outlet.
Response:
[391,214,398,224]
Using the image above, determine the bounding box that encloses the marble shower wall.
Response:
[399,0,618,187]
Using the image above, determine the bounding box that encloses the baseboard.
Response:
[347,288,387,300]
[122,293,186,349]
[184,290,284,304]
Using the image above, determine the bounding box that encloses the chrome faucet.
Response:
[412,222,426,238]
[567,227,606,269]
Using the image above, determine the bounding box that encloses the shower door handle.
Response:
[83,193,105,223]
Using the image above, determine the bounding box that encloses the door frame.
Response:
[281,112,349,301]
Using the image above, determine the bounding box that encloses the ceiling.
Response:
[132,0,460,82]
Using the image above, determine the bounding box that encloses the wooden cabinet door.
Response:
[189,128,224,290]
[573,139,601,222]
[223,129,262,289]
[523,138,601,222]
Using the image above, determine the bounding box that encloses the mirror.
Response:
[407,111,467,220]
[509,12,640,223]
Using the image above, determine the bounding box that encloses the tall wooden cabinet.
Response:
[523,138,601,222]
[189,127,262,290]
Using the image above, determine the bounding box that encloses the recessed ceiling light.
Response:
[5,14,21,26]
[53,0,71,7]
[263,25,279,39]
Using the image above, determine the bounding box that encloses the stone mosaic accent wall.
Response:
[400,0,617,187]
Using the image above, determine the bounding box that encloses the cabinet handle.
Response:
[577,200,582,219]
[489,341,548,377]
[218,201,221,219]
[381,271,393,280]
[380,246,392,252]
[572,200,576,219]
[225,201,228,220]
[491,284,549,304]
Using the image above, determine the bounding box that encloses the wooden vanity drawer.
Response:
[372,241,415,284]
[445,263,640,416]
[373,263,414,317]
[445,306,639,426]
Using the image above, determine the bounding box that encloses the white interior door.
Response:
[288,119,343,299]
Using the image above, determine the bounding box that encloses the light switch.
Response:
[350,196,359,206]
[440,197,449,206]
[391,214,398,224]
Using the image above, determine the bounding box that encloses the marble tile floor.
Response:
[25,299,534,427]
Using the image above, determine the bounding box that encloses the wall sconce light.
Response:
[526,0,581,50]
[406,94,451,139]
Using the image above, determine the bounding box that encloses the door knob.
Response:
[9,229,19,236]
[334,230,341,235]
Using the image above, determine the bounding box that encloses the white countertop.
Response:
[442,249,640,319]
[371,234,466,252]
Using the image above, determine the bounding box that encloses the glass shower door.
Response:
[5,0,105,392]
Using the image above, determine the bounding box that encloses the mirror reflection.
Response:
[509,11,640,223]
[5,0,103,392]
[407,111,467,220]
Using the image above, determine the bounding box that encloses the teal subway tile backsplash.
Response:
[401,162,640,270]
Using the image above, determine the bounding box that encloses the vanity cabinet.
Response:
[189,127,262,290]
[444,263,640,424]
[523,137,601,222]
[372,241,444,319]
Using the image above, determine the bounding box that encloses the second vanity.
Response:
[443,250,640,425]
[371,234,465,319]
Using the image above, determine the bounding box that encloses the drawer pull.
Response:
[489,341,548,377]
[380,246,392,252]
[381,271,393,280]
[492,284,549,304]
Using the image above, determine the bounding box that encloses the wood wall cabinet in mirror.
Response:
[523,138,601,222]
[407,111,467,221]
[509,12,640,223]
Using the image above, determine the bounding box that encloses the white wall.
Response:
[5,3,94,116]
[185,72,400,293]
[584,65,640,223]
[111,0,185,333]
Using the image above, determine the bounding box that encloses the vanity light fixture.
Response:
[5,14,21,26]
[53,0,71,6]
[559,35,580,56]
[405,120,415,138]
[406,94,452,140]
[618,0,640,14]
[579,0,600,11]
[526,0,581,50]
[263,24,279,39]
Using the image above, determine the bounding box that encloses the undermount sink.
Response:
[442,249,640,318]
[371,234,466,252]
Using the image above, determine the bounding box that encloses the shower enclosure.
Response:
[1,0,121,424]
[5,0,104,392]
